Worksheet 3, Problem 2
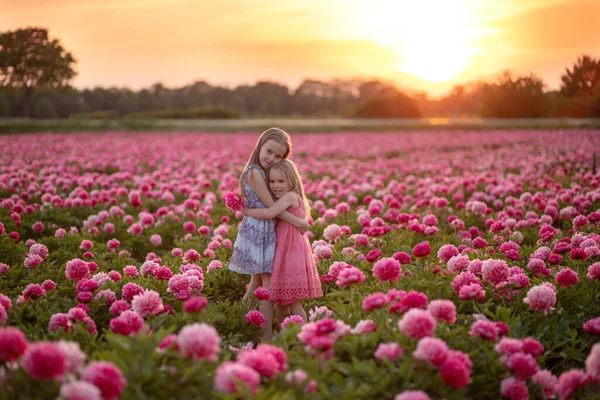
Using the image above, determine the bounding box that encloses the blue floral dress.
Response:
[228,164,276,275]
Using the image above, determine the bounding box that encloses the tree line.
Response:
[1,27,600,119]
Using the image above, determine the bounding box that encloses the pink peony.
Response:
[500,376,529,400]
[555,267,579,287]
[0,326,28,361]
[0,263,9,275]
[121,282,144,301]
[522,337,544,358]
[59,381,102,400]
[207,260,223,272]
[328,261,351,278]
[374,342,404,362]
[452,271,481,293]
[459,282,485,301]
[467,259,483,274]
[24,254,43,269]
[440,357,471,388]
[182,249,201,264]
[398,290,428,312]
[427,300,456,324]
[481,259,510,285]
[495,322,510,336]
[29,243,49,259]
[65,258,90,281]
[214,361,260,395]
[532,370,558,399]
[583,317,600,335]
[42,279,56,292]
[245,310,265,328]
[95,289,116,305]
[152,266,173,280]
[237,349,279,377]
[23,283,45,301]
[0,296,10,316]
[413,241,432,258]
[556,369,588,400]
[362,292,388,312]
[469,319,499,341]
[178,323,221,360]
[109,300,130,316]
[506,352,539,379]
[150,234,162,246]
[394,391,431,400]
[437,244,459,263]
[286,369,317,393]
[351,319,377,335]
[183,221,196,232]
[366,249,382,262]
[393,252,412,264]
[49,313,71,333]
[281,315,305,329]
[398,309,436,339]
[372,257,401,282]
[587,262,600,279]
[82,361,127,400]
[523,284,556,314]
[253,287,270,301]
[22,341,66,380]
[323,224,342,242]
[109,310,144,336]
[224,192,245,212]
[472,237,488,248]
[413,337,449,367]
[32,221,44,232]
[447,255,470,273]
[131,289,164,317]
[255,343,287,372]
[548,253,563,265]
[586,343,600,381]
[183,296,208,313]
[336,266,366,287]
[527,258,550,276]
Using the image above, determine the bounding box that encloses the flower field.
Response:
[0,130,599,400]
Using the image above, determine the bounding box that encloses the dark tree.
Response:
[355,88,421,118]
[0,27,77,117]
[560,55,600,98]
[480,71,547,118]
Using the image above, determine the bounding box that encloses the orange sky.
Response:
[2,0,600,96]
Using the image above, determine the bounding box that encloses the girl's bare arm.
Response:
[247,169,309,232]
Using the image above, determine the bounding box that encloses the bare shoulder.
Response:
[283,192,299,206]
[247,169,266,185]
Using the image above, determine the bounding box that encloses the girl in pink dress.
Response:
[243,159,322,326]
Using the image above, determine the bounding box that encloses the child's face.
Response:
[259,140,287,170]
[269,169,292,199]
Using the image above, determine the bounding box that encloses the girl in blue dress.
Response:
[228,128,309,338]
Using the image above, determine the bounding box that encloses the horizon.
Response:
[3,0,600,97]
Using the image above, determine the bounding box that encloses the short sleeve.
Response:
[243,164,265,179]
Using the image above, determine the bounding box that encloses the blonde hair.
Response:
[240,127,292,195]
[267,159,311,217]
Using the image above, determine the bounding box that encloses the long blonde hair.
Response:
[240,127,292,195]
[267,159,311,217]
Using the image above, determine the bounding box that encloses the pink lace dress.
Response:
[269,194,323,305]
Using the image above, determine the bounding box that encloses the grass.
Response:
[1,117,600,134]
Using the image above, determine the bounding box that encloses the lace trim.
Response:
[269,286,323,303]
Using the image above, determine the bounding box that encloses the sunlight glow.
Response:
[352,0,482,82]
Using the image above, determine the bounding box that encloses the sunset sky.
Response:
[2,0,600,96]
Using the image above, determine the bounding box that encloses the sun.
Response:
[349,0,481,83]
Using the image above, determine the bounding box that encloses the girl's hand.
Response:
[298,220,310,234]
